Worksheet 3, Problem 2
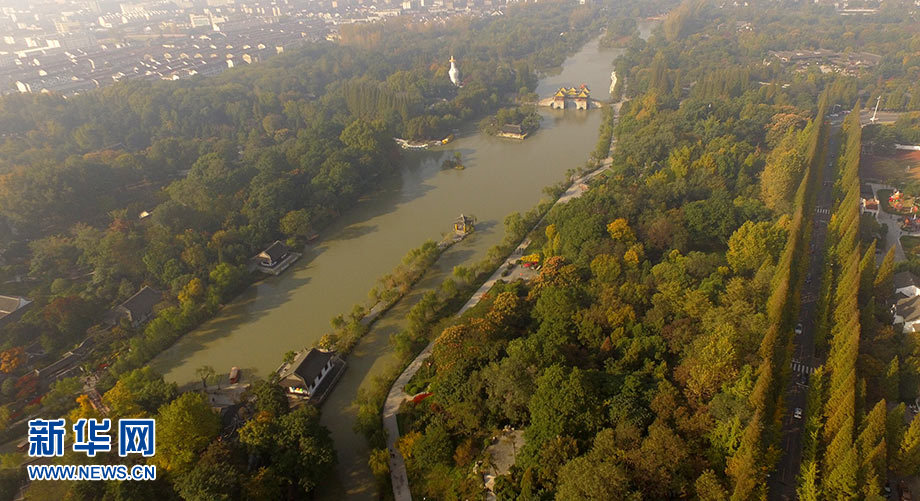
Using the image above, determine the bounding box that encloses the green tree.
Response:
[884,357,901,403]
[243,467,284,500]
[273,406,337,494]
[251,379,289,417]
[412,422,453,471]
[896,414,920,476]
[175,440,244,501]
[761,128,806,214]
[874,246,896,301]
[522,365,600,464]
[556,456,631,501]
[725,221,787,275]
[152,392,221,474]
[208,263,247,302]
[555,429,635,500]
[796,460,819,501]
[103,367,178,418]
[280,209,313,239]
[368,448,390,482]
[695,469,728,501]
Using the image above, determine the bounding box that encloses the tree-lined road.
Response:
[770,125,841,500]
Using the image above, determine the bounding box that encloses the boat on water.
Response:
[228,366,240,384]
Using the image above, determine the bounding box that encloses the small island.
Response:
[479,105,541,140]
[441,151,465,170]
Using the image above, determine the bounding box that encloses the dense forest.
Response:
[385,1,920,499]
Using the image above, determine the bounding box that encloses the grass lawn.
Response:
[901,235,920,257]
[862,150,920,184]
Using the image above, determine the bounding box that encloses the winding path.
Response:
[382,104,622,500]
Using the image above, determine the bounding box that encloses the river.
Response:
[151,24,652,499]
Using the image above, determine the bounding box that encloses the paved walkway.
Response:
[381,102,623,501]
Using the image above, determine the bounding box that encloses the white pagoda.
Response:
[449,55,460,87]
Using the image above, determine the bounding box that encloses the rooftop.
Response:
[0,295,31,320]
[279,348,335,384]
[894,271,919,292]
[258,240,289,262]
[898,294,920,323]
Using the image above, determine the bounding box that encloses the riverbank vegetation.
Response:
[590,105,617,164]
[315,239,442,356]
[379,1,920,498]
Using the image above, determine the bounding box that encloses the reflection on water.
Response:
[150,34,632,500]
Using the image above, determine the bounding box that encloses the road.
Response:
[859,110,908,126]
[769,125,841,500]
[382,103,622,501]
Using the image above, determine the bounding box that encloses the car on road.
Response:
[793,407,803,419]
[795,323,803,335]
